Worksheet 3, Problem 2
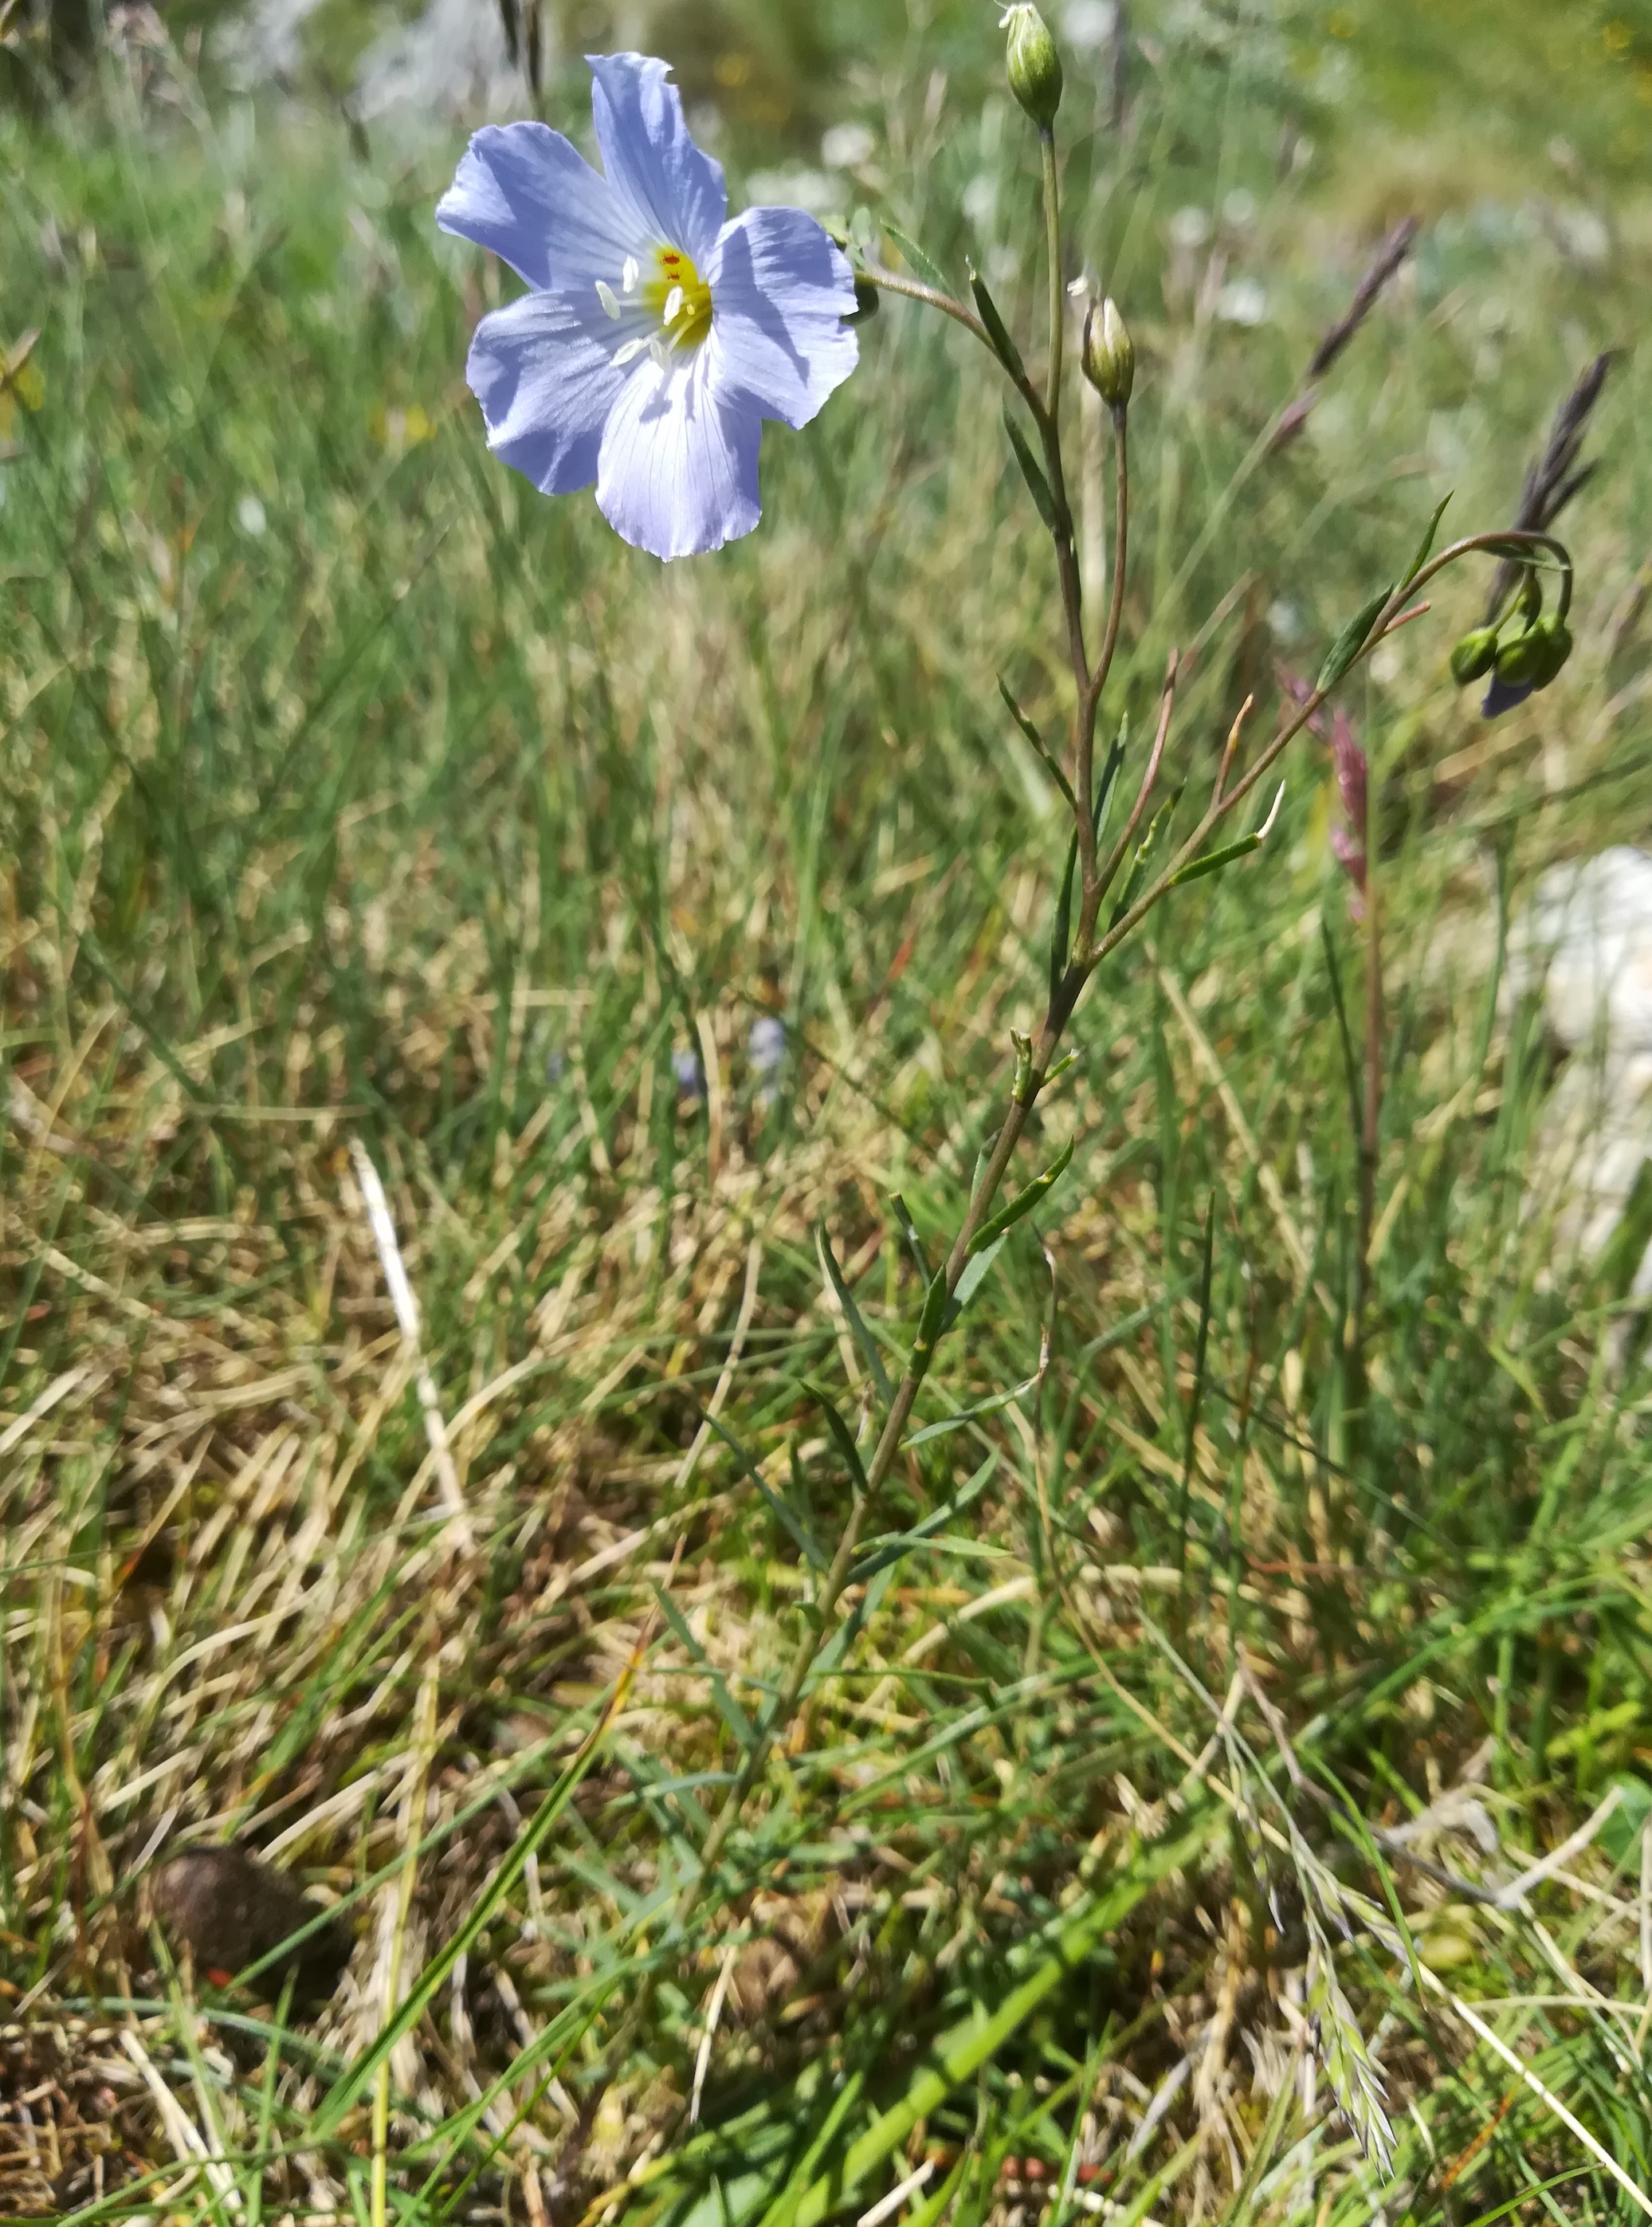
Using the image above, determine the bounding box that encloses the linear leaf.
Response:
[1316,584,1391,692]
[846,1454,997,1585]
[970,264,1028,386]
[651,1585,756,1749]
[889,1193,933,1284]
[885,222,948,293]
[697,1404,827,1569]
[903,1378,1039,1447]
[1003,402,1058,532]
[802,1377,869,1493]
[945,1230,1007,1325]
[816,1222,892,1400]
[1108,791,1179,929]
[1050,832,1078,999]
[1401,490,1452,588]
[967,1137,1075,1256]
[909,1263,952,1375]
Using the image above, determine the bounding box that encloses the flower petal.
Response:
[466,289,623,496]
[587,53,727,261]
[437,120,642,291]
[705,206,858,431]
[595,355,759,560]
[1482,673,1536,720]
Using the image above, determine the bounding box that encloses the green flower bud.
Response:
[1448,626,1500,685]
[1528,615,1573,690]
[1514,567,1543,626]
[1081,297,1135,409]
[1493,628,1545,689]
[1002,3,1063,131]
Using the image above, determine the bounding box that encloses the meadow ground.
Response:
[6,3,1652,2222]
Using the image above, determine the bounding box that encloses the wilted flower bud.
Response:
[849,275,880,323]
[1081,297,1135,409]
[1449,626,1499,685]
[1002,4,1063,131]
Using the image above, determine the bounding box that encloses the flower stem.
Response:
[1042,131,1063,420]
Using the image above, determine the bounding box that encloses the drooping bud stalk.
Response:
[1002,4,1063,131]
[1081,297,1135,410]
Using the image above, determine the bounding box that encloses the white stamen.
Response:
[648,333,672,368]
[662,285,685,325]
[595,280,621,320]
[613,335,649,366]
[622,255,640,294]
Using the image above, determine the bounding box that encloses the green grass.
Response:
[5,5,1652,2225]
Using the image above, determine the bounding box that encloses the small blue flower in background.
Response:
[673,1047,705,1102]
[437,54,859,560]
[748,1013,786,1106]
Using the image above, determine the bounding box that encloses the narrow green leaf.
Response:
[816,1222,893,1401]
[946,1229,1007,1323]
[970,263,1029,387]
[967,1137,1075,1256]
[1107,791,1179,929]
[652,1585,756,1748]
[1049,831,1078,1000]
[904,1377,1040,1447]
[999,672,1076,812]
[697,1404,827,1569]
[1093,718,1128,841]
[1003,402,1057,532]
[846,1454,997,1584]
[802,1377,869,1493]
[1401,490,1452,588]
[997,673,1046,755]
[1167,835,1258,888]
[890,1193,933,1284]
[885,222,948,293]
[909,1262,952,1375]
[1166,787,1283,890]
[1316,584,1391,692]
[1174,1196,1217,1583]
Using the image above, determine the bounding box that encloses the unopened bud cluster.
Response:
[1002,4,1063,130]
[1447,564,1573,717]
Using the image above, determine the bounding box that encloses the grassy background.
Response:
[5,2,1652,2222]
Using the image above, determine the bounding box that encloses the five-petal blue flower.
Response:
[437,55,859,560]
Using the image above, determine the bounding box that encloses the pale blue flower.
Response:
[437,54,859,560]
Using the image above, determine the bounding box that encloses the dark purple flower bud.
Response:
[1481,671,1536,720]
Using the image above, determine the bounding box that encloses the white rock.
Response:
[1505,846,1652,1052]
[1508,849,1652,1360]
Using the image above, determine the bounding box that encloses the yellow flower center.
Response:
[641,245,712,349]
[597,245,712,368]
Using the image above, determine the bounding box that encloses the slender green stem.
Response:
[856,261,993,348]
[1077,409,1129,862]
[1041,131,1063,419]
[636,300,1570,2038]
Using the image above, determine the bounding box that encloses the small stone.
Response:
[149,1845,352,2003]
